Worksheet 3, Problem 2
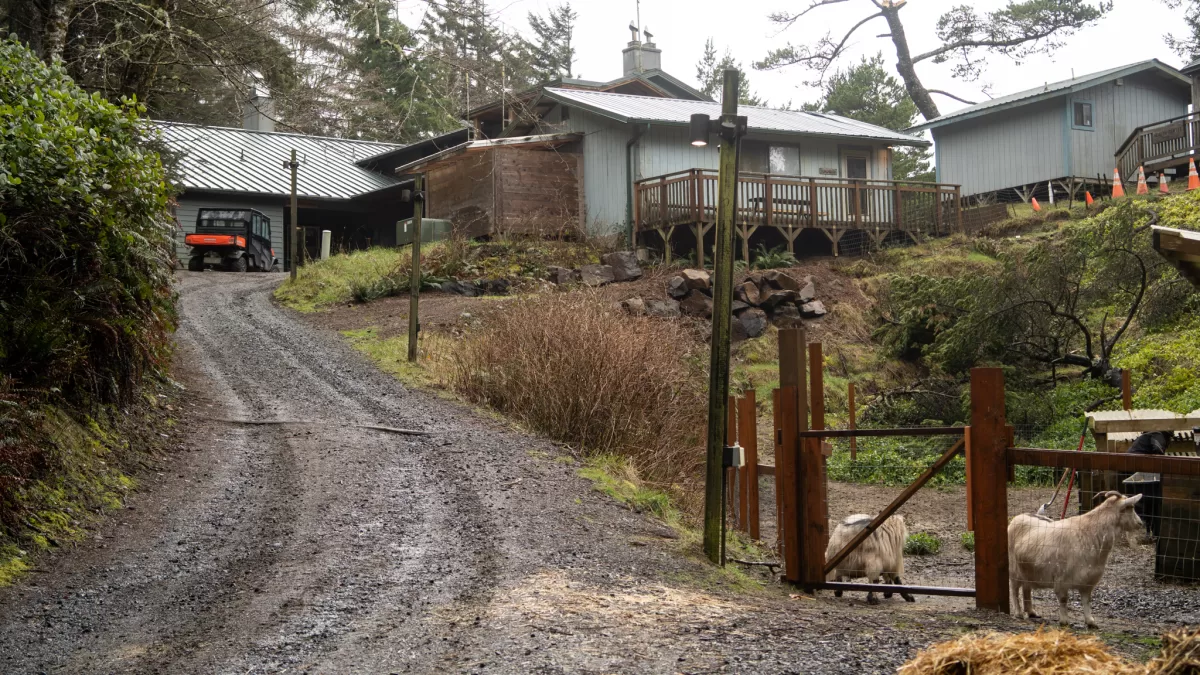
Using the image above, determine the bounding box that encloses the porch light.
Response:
[690,113,711,146]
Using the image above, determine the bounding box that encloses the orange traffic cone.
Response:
[1031,197,1041,212]
[1085,191,1094,206]
[1189,158,1199,190]
[1136,166,1149,195]
[1160,173,1170,194]
[1112,168,1126,198]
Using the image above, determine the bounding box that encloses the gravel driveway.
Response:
[0,272,1175,674]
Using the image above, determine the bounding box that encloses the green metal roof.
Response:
[908,60,1190,133]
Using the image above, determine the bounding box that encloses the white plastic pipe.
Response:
[320,229,331,260]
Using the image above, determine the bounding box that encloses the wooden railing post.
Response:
[809,178,818,229]
[853,180,862,226]
[969,367,1009,613]
[764,174,773,228]
[934,188,943,236]
[894,185,903,232]
[658,176,667,227]
[802,342,829,587]
[692,169,701,224]
[1122,369,1132,410]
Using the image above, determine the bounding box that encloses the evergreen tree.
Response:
[805,54,933,181]
[695,38,762,105]
[528,3,576,81]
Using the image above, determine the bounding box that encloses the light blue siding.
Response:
[1069,73,1189,180]
[175,194,285,266]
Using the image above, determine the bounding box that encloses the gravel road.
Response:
[0,272,1176,674]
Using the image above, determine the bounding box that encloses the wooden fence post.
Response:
[738,391,759,539]
[777,328,807,583]
[1122,369,1132,410]
[848,382,857,461]
[727,395,737,530]
[964,426,973,531]
[969,368,1009,613]
[802,342,830,587]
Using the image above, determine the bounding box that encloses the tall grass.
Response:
[451,294,708,506]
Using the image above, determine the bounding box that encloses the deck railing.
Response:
[1115,112,1200,180]
[634,169,962,238]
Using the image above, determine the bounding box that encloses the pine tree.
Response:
[694,38,762,105]
[528,3,577,81]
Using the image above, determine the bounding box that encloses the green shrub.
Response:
[0,37,175,404]
[960,531,975,552]
[751,244,798,269]
[904,532,941,555]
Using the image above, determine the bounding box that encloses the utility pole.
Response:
[702,70,745,563]
[287,149,300,281]
[407,175,424,362]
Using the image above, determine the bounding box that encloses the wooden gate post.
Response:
[801,342,830,587]
[969,368,1009,613]
[737,392,759,538]
[727,396,738,529]
[777,328,808,582]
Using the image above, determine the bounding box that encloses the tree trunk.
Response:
[44,0,72,62]
[882,6,941,122]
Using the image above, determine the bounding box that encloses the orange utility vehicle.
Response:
[185,208,279,272]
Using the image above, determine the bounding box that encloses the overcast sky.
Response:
[397,0,1185,124]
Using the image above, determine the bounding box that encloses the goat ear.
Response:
[1122,494,1143,508]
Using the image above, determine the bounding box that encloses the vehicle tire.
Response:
[229,256,248,273]
[187,256,204,272]
[271,262,281,273]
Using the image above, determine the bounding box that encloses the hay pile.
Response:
[899,627,1200,675]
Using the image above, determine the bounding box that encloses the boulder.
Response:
[601,251,644,282]
[763,270,801,292]
[771,303,802,326]
[546,266,578,284]
[799,300,827,318]
[738,308,768,338]
[479,278,510,295]
[731,300,749,313]
[681,268,712,291]
[735,280,761,306]
[758,288,796,310]
[798,276,816,303]
[579,264,615,286]
[679,291,713,318]
[666,275,689,299]
[622,297,646,316]
[746,271,766,289]
[732,316,749,342]
[441,280,482,297]
[645,299,681,318]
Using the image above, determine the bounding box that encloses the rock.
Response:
[798,276,816,303]
[579,264,615,286]
[645,299,681,318]
[601,251,644,282]
[622,297,646,316]
[441,280,482,297]
[771,303,802,326]
[731,300,749,313]
[546,266,578,284]
[758,288,796,310]
[679,291,713,318]
[746,271,766,289]
[666,276,689,299]
[479,278,510,295]
[681,268,711,291]
[738,308,768,338]
[735,280,762,306]
[799,300,827,318]
[731,316,749,342]
[763,270,801,292]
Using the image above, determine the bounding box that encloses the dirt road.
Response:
[0,273,1173,674]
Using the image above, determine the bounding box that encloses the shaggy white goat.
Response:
[825,514,915,605]
[1009,490,1144,628]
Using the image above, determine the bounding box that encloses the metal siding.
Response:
[175,194,285,266]
[935,98,1066,196]
[562,110,631,235]
[1070,75,1189,178]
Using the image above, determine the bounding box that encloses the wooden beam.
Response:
[1122,369,1132,411]
[969,368,1009,613]
[812,581,974,598]
[1007,447,1200,476]
[802,342,828,586]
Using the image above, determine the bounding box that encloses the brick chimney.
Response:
[622,30,661,76]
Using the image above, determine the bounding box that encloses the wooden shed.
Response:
[396,133,583,238]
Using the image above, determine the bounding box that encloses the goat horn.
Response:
[1092,490,1122,503]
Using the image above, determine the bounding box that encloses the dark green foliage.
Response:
[751,244,798,270]
[528,3,577,80]
[0,38,176,405]
[695,38,763,105]
[960,531,975,552]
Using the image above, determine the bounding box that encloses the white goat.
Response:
[825,514,914,605]
[1009,491,1144,628]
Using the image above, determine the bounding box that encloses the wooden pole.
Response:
[727,395,738,531]
[969,368,1009,613]
[777,327,807,581]
[702,70,742,564]
[287,149,299,281]
[738,392,759,539]
[1122,369,1132,410]
[848,382,857,461]
[801,342,829,586]
[407,175,424,362]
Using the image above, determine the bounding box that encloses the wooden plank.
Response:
[802,342,828,586]
[796,426,965,438]
[739,392,760,540]
[848,382,857,460]
[1122,369,1132,411]
[969,368,1009,613]
[1007,447,1200,476]
[727,395,738,532]
[965,426,973,530]
[813,581,975,598]
[824,437,965,576]
[777,386,801,582]
[1088,410,1200,434]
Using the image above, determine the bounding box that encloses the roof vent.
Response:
[242,79,275,133]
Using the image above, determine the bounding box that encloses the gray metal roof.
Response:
[155,122,404,200]
[909,60,1190,132]
[542,88,929,146]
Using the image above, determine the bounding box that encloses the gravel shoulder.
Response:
[0,272,1182,674]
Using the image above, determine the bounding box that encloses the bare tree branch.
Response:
[927,89,976,105]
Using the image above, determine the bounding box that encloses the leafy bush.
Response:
[960,531,975,552]
[451,294,708,508]
[751,244,798,269]
[904,532,941,555]
[0,37,175,404]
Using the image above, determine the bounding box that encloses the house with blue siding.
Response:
[909,60,1191,201]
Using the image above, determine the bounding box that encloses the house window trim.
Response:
[840,146,872,180]
[1071,99,1094,131]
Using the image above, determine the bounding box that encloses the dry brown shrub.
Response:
[451,293,707,498]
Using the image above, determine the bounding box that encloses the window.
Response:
[1073,101,1093,129]
[769,145,800,175]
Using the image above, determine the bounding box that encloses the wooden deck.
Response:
[1116,111,1200,180]
[634,169,962,263]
